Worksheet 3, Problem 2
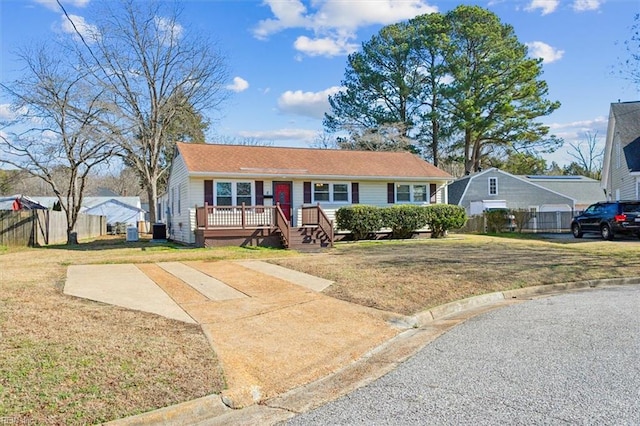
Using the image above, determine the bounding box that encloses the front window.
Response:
[333,184,349,202]
[396,184,411,202]
[216,182,232,206]
[313,182,350,203]
[396,183,430,203]
[314,183,330,201]
[215,181,253,206]
[237,182,252,206]
[413,185,427,202]
[488,177,498,195]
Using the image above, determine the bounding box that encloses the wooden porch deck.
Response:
[194,203,333,250]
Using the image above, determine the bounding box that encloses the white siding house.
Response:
[163,143,453,248]
[602,101,640,201]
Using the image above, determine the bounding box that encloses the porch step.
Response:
[284,227,331,251]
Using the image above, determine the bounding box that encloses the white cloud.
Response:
[310,1,438,31]
[0,104,16,121]
[277,86,343,119]
[542,117,608,165]
[59,13,100,41]
[526,41,564,63]
[572,0,602,12]
[253,0,309,40]
[525,0,559,15]
[226,77,249,93]
[294,36,358,57]
[254,0,438,57]
[35,0,90,11]
[155,16,183,41]
[238,128,317,142]
[548,117,608,133]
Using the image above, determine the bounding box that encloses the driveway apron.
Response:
[127,261,400,408]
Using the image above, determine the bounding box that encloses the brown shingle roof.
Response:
[176,143,452,179]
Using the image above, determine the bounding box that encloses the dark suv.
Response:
[571,201,640,240]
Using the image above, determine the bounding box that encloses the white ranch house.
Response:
[161,142,453,249]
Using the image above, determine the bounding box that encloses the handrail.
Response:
[274,203,290,248]
[196,204,275,229]
[315,203,334,247]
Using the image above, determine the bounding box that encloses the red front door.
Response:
[274,182,292,221]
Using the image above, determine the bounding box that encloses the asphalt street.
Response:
[286,285,640,425]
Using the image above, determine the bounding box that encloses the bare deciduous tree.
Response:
[0,45,116,244]
[566,131,604,180]
[310,131,338,149]
[61,0,229,223]
[338,123,417,152]
[214,135,274,146]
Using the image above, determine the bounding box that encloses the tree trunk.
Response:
[464,128,473,174]
[147,182,158,225]
[67,229,78,245]
[431,118,439,167]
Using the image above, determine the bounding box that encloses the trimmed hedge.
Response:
[336,203,468,240]
[382,204,429,239]
[335,205,384,240]
[422,204,467,238]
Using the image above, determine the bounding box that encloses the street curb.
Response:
[106,276,640,425]
[104,394,230,425]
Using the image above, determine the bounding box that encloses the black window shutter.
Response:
[204,180,213,205]
[304,181,312,204]
[387,183,395,204]
[351,182,359,204]
[430,184,437,203]
[255,180,264,205]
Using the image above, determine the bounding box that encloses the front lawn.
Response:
[272,234,640,315]
[2,233,639,423]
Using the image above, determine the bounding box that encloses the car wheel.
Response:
[600,224,614,240]
[571,223,583,238]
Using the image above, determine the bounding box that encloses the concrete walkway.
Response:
[64,260,404,411]
[65,263,640,425]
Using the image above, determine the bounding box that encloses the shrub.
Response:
[511,209,534,233]
[381,204,429,239]
[423,204,467,238]
[335,205,384,240]
[485,209,508,233]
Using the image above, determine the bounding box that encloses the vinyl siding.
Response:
[609,133,628,200]
[458,170,574,212]
[294,180,447,227]
[166,153,194,244]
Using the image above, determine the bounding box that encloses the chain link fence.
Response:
[459,210,579,234]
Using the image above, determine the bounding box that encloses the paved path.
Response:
[65,260,404,409]
[285,285,640,425]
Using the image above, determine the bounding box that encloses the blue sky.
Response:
[1,0,639,167]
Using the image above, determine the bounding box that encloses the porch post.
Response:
[204,202,209,230]
[241,203,246,229]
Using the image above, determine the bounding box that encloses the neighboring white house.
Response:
[82,198,146,229]
[602,101,640,201]
[8,196,146,229]
[163,142,453,246]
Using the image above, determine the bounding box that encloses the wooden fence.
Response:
[0,210,106,246]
